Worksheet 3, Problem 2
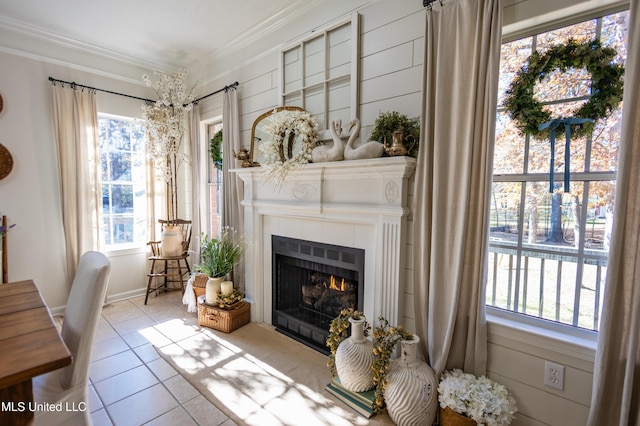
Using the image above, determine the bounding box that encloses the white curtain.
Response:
[51,83,103,284]
[412,0,502,377]
[588,2,640,424]
[221,87,244,285]
[189,103,204,262]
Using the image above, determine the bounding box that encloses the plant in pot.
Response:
[438,368,518,425]
[370,111,420,158]
[195,227,245,306]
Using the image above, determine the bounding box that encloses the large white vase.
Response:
[384,335,438,426]
[161,224,183,256]
[335,317,375,392]
[205,276,224,305]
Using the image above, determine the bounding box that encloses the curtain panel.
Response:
[221,88,245,285]
[51,84,103,284]
[413,0,502,377]
[588,1,640,424]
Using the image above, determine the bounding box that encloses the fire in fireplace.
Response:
[272,235,364,354]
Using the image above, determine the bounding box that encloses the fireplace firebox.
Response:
[272,235,365,354]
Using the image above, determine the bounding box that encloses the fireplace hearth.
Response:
[272,235,364,353]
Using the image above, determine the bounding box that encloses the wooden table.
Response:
[0,280,72,425]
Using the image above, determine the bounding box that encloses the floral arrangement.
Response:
[214,287,246,308]
[195,227,245,278]
[259,108,319,186]
[505,38,624,140]
[438,368,518,426]
[326,308,370,378]
[371,317,413,412]
[142,69,197,224]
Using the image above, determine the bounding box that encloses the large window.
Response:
[281,13,359,131]
[99,115,147,249]
[487,10,629,331]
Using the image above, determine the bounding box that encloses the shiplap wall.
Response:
[195,1,617,424]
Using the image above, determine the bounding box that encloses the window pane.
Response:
[489,9,627,332]
[111,184,133,214]
[493,112,524,174]
[109,152,132,181]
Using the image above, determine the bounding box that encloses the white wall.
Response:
[0,50,154,309]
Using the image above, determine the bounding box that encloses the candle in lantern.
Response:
[221,281,234,296]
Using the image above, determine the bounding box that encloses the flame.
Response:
[329,276,347,291]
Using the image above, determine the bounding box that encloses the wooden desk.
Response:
[0,280,72,425]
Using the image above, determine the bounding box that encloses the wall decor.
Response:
[0,144,13,180]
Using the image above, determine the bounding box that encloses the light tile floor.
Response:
[84,290,237,426]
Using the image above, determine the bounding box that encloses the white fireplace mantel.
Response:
[233,156,416,327]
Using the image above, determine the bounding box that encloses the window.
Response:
[207,122,223,235]
[99,115,147,249]
[487,10,629,331]
[281,13,359,131]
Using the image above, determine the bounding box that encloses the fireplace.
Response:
[233,156,416,352]
[272,236,364,354]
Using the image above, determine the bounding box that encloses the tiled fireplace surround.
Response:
[234,156,416,338]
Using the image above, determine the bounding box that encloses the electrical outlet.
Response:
[544,361,565,390]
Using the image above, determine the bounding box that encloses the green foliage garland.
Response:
[209,129,223,170]
[326,309,370,378]
[505,39,624,140]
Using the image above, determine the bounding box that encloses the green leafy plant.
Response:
[326,308,370,378]
[195,227,244,278]
[209,129,223,170]
[371,316,413,413]
[370,111,420,158]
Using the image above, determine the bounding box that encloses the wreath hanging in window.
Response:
[504,38,624,191]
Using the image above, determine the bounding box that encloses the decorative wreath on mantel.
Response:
[259,109,319,185]
[504,39,624,139]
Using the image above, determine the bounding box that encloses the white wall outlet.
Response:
[544,361,565,390]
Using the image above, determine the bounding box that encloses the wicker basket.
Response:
[198,301,250,333]
[439,407,477,426]
[192,274,209,299]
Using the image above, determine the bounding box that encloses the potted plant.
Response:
[370,111,420,158]
[438,368,518,426]
[195,227,245,305]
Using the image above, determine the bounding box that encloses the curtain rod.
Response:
[48,77,239,105]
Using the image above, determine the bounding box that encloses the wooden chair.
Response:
[145,219,192,304]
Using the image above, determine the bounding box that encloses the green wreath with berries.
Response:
[504,39,624,140]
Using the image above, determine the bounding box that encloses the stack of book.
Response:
[325,376,377,418]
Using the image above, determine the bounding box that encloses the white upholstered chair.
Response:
[33,251,111,426]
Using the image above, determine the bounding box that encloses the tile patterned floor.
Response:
[85,290,237,426]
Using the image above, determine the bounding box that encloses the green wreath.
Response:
[505,39,624,139]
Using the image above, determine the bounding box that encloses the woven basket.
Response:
[198,301,250,333]
[439,407,477,426]
[192,274,209,299]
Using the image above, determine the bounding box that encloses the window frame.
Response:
[279,12,360,137]
[486,6,629,341]
[98,113,148,252]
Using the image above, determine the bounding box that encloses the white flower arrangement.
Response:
[142,69,197,223]
[438,369,517,426]
[259,108,319,186]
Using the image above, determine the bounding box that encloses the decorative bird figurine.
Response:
[311,118,345,163]
[343,118,384,160]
